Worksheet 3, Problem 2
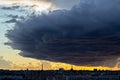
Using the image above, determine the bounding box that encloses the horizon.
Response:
[0,0,120,71]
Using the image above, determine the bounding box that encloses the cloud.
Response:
[43,0,79,9]
[5,18,17,23]
[7,14,24,19]
[7,14,19,18]
[0,56,12,69]
[6,0,120,67]
[4,14,25,23]
[0,0,56,11]
[0,0,78,11]
[1,5,20,10]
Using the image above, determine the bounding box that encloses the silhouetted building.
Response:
[0,69,120,80]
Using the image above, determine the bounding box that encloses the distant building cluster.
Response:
[0,69,120,80]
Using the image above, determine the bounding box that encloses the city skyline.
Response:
[0,0,120,70]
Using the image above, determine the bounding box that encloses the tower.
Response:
[70,65,74,71]
[41,63,44,71]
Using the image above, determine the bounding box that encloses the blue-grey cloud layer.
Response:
[6,0,120,67]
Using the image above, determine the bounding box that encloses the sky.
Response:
[0,0,120,70]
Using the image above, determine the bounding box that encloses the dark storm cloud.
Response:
[6,0,120,67]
